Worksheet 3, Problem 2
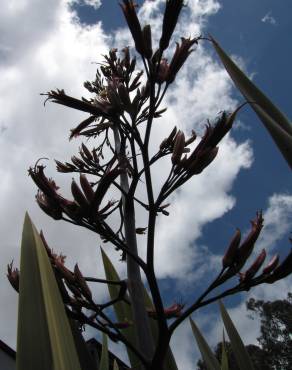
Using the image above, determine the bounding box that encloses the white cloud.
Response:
[261,11,277,25]
[0,2,268,369]
[71,0,102,10]
[256,193,292,253]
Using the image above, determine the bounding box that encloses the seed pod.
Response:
[81,143,93,160]
[120,0,145,56]
[91,168,122,214]
[69,116,96,140]
[80,174,94,202]
[71,156,84,169]
[160,126,177,150]
[74,264,92,301]
[222,228,241,268]
[159,0,184,51]
[185,130,197,146]
[263,254,279,274]
[55,160,74,173]
[142,24,152,59]
[171,131,185,165]
[71,179,89,209]
[188,147,218,175]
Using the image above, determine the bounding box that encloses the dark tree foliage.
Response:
[197,293,292,370]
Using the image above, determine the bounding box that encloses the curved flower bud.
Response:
[160,0,184,51]
[235,211,264,270]
[74,264,92,301]
[222,228,241,268]
[171,131,185,165]
[239,249,266,282]
[262,254,279,275]
[120,1,145,56]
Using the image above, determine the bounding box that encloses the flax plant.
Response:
[8,1,292,369]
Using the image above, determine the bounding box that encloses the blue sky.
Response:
[0,0,291,368]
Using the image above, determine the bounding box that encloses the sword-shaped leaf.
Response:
[221,330,229,370]
[17,213,82,370]
[189,318,220,370]
[101,248,178,370]
[113,360,119,370]
[99,334,109,370]
[101,248,140,369]
[211,36,292,169]
[219,301,254,370]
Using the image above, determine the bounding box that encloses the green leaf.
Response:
[221,330,229,370]
[101,248,140,369]
[99,333,109,370]
[113,360,119,370]
[189,318,220,370]
[101,248,178,370]
[17,213,82,370]
[211,36,292,169]
[70,319,98,370]
[219,301,254,370]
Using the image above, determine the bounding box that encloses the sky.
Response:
[0,0,292,368]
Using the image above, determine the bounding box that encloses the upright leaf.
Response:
[211,36,292,168]
[99,334,109,370]
[113,360,119,370]
[101,248,178,370]
[221,330,229,370]
[189,318,220,370]
[101,248,140,369]
[219,301,254,370]
[17,213,82,370]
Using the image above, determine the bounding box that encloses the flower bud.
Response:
[159,0,184,51]
[118,83,132,112]
[171,131,185,165]
[142,24,152,59]
[80,174,94,202]
[74,264,92,301]
[262,254,279,275]
[240,249,266,282]
[69,116,96,140]
[71,179,89,209]
[222,228,241,268]
[160,126,177,150]
[120,1,145,56]
[235,212,264,270]
[266,248,292,283]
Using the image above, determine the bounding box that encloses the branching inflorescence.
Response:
[7,1,292,369]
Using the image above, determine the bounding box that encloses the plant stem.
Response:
[113,125,155,366]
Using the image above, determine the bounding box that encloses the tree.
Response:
[7,1,292,369]
[197,293,292,370]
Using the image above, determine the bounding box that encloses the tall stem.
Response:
[113,125,155,365]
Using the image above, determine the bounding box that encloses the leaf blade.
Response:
[219,301,254,370]
[189,318,221,370]
[211,36,292,168]
[17,213,82,370]
[99,333,109,370]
